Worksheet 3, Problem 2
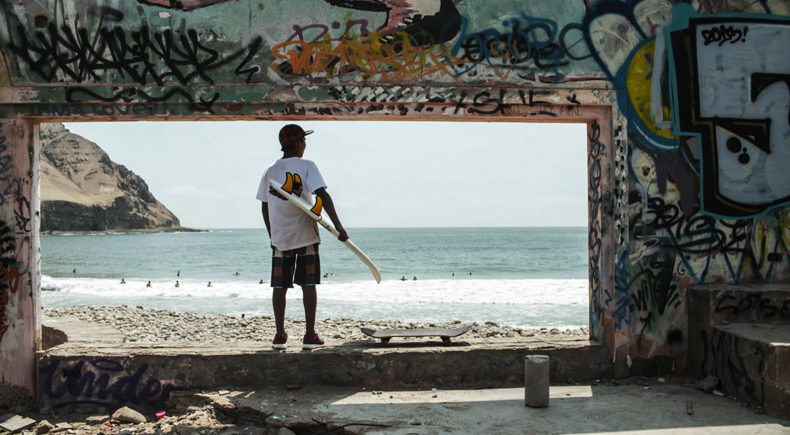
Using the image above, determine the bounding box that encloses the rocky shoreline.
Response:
[43,305,588,345]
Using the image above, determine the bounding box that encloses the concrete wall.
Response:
[0,0,789,403]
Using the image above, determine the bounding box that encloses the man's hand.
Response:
[315,187,349,242]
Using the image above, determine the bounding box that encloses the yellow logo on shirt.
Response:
[275,172,323,216]
[281,172,303,196]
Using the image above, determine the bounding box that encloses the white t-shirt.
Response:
[256,157,326,250]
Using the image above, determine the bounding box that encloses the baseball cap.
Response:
[279,124,314,147]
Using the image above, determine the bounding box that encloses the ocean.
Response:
[41,227,589,329]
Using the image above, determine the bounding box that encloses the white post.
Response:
[524,355,550,407]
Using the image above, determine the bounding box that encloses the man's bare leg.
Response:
[273,287,287,334]
[302,285,317,334]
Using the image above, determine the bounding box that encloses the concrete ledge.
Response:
[705,323,790,419]
[688,283,790,378]
[38,338,610,413]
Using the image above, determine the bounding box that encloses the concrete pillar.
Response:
[0,118,39,407]
[524,355,550,407]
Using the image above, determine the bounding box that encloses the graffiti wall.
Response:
[0,0,789,403]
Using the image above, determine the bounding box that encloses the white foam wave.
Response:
[41,275,587,305]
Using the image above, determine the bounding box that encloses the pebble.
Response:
[112,407,147,424]
[43,305,589,343]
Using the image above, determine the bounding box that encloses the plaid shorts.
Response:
[271,243,321,288]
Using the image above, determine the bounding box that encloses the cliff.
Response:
[39,123,182,232]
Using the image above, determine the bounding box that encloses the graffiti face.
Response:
[671,17,790,217]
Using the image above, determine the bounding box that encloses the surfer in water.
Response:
[257,124,349,350]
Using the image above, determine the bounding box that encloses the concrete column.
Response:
[524,355,550,407]
[0,118,39,407]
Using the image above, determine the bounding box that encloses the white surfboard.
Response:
[268,178,382,283]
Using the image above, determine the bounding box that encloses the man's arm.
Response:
[314,187,349,242]
[261,201,272,239]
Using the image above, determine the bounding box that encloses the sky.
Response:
[61,121,588,229]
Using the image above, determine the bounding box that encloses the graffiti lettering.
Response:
[272,28,466,82]
[286,19,373,44]
[5,10,261,112]
[629,254,681,339]
[29,102,176,118]
[65,87,219,114]
[452,18,572,77]
[612,250,630,330]
[701,25,749,46]
[137,0,236,11]
[7,18,262,85]
[715,293,790,320]
[453,89,558,116]
[40,359,180,410]
[15,196,31,234]
[588,120,604,337]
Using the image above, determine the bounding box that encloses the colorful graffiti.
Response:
[270,2,601,83]
[0,0,788,407]
[669,15,790,218]
[270,26,466,82]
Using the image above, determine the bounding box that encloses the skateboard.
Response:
[360,324,473,345]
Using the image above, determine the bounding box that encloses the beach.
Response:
[43,305,588,345]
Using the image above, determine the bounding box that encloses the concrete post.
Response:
[524,355,550,407]
[0,118,39,407]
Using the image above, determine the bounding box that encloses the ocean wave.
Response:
[40,275,587,305]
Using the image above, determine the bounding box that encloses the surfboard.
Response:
[268,177,382,283]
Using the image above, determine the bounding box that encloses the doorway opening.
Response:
[39,120,590,346]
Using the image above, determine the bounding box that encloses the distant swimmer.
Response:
[207,281,213,287]
[234,271,240,276]
[72,268,76,274]
[401,276,407,281]
[146,281,152,288]
[175,280,180,288]
[259,279,264,284]
[120,278,126,284]
[413,276,417,280]
[177,270,181,277]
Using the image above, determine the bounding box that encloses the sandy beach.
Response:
[43,305,588,345]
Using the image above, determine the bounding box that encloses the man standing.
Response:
[257,124,348,349]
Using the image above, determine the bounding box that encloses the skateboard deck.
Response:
[360,324,473,345]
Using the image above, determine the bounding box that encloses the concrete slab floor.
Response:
[37,317,790,433]
[181,382,790,434]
